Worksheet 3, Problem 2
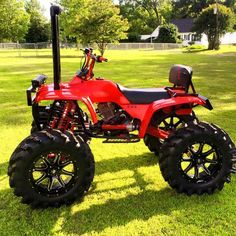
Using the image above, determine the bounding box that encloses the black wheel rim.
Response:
[30,151,77,195]
[159,116,184,132]
[157,115,186,143]
[179,143,222,183]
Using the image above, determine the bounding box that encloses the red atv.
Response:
[8,6,236,208]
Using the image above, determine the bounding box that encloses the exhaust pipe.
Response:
[50,5,62,90]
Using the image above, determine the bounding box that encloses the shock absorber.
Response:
[52,101,77,131]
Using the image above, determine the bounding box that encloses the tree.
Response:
[25,0,50,43]
[172,0,236,19]
[225,0,236,11]
[131,0,173,26]
[119,0,156,41]
[60,0,85,42]
[172,0,215,18]
[61,0,129,55]
[155,23,180,43]
[193,4,235,50]
[0,0,29,42]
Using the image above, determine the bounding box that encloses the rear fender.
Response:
[139,95,212,138]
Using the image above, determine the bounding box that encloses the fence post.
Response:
[17,43,21,57]
[34,43,38,57]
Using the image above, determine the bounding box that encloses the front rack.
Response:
[26,74,47,106]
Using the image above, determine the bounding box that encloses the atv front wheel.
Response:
[144,111,197,156]
[159,122,235,195]
[30,121,38,134]
[8,129,95,208]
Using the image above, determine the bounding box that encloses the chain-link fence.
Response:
[0,42,51,49]
[0,42,182,50]
[0,42,182,57]
[107,43,182,50]
[0,43,20,49]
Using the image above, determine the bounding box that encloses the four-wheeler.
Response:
[8,6,236,208]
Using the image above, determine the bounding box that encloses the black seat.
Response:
[118,84,170,104]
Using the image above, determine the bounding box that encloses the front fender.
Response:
[35,84,82,102]
[139,95,213,138]
[31,84,99,124]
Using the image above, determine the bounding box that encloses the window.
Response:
[192,34,201,41]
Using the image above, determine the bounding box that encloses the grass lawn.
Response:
[0,46,236,236]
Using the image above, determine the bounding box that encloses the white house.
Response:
[171,18,203,46]
[141,18,236,46]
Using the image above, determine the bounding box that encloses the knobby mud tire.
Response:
[159,121,236,195]
[8,129,95,208]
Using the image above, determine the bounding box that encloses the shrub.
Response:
[155,24,180,43]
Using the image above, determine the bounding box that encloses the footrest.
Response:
[103,136,140,143]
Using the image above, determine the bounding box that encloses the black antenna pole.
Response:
[50,5,62,90]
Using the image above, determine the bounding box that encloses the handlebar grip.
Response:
[97,56,108,62]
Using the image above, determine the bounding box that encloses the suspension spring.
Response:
[55,101,77,131]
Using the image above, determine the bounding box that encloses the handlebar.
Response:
[80,47,93,55]
[80,48,108,62]
[77,48,108,80]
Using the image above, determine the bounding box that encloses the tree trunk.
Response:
[208,40,214,50]
[153,7,162,25]
[208,35,220,50]
[97,42,107,56]
[214,38,220,50]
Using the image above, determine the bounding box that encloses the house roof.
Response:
[150,26,160,37]
[171,18,194,33]
[140,18,195,41]
[140,35,151,40]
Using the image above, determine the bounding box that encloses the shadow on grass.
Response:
[60,166,222,235]
[14,55,83,59]
[0,169,175,235]
[183,49,208,53]
[95,152,157,176]
[215,52,236,57]
[63,188,176,235]
[0,161,8,177]
[0,188,67,235]
[0,151,231,235]
[0,153,159,235]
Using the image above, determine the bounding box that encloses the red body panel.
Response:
[139,96,205,138]
[35,76,208,138]
[36,77,129,104]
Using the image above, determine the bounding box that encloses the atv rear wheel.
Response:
[159,122,235,195]
[144,111,197,156]
[8,129,95,208]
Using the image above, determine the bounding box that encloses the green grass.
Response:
[0,45,236,236]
